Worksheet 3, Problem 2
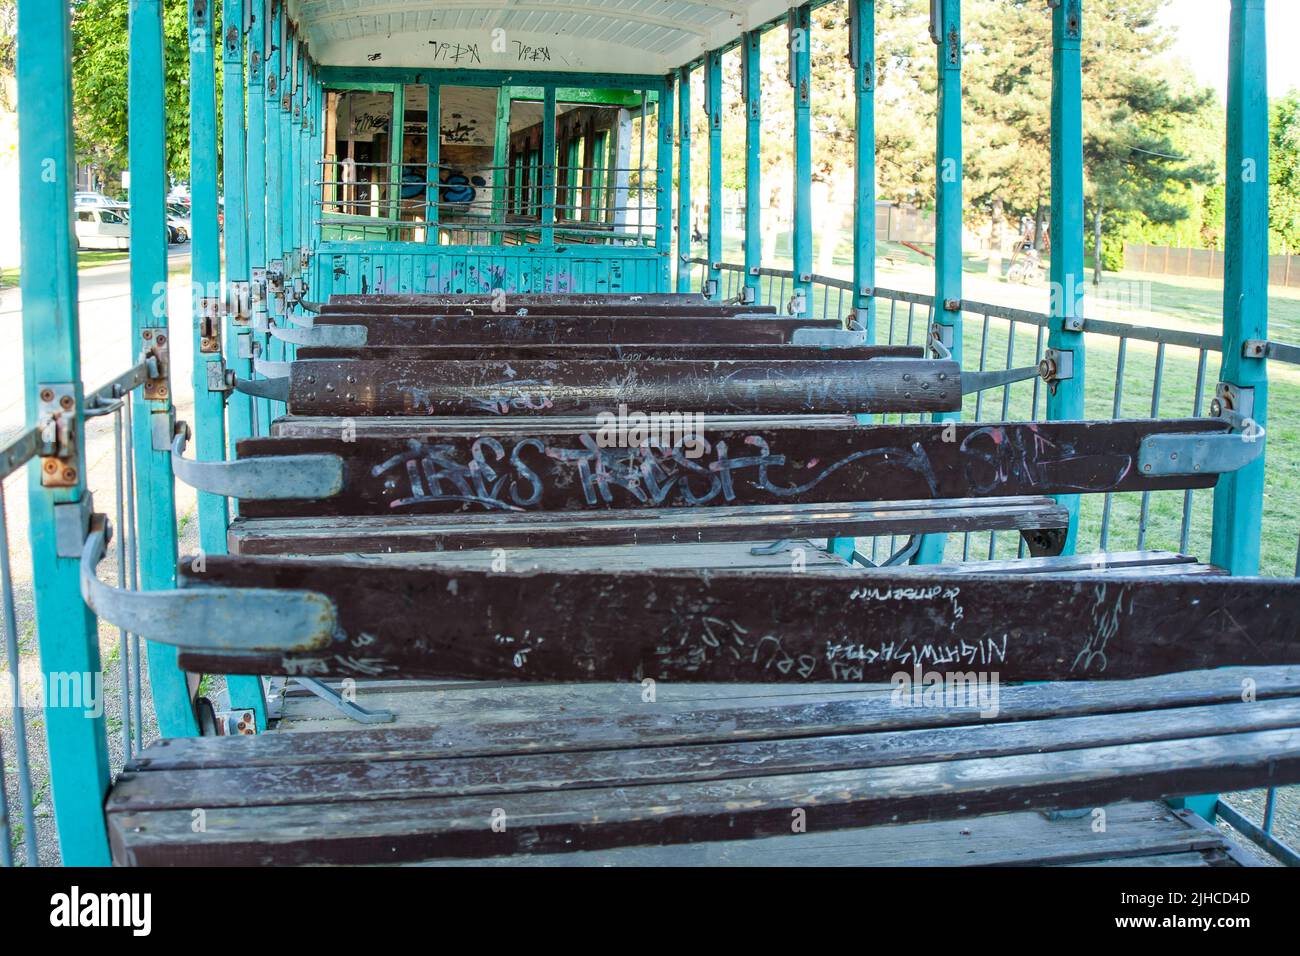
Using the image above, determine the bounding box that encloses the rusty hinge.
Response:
[142,328,170,402]
[199,296,222,353]
[37,383,79,488]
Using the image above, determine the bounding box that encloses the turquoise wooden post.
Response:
[310,64,323,257]
[829,2,878,563]
[851,0,877,338]
[656,78,674,292]
[284,33,298,298]
[789,5,813,316]
[742,30,762,306]
[1211,0,1269,577]
[427,83,441,246]
[1045,0,1086,555]
[213,0,270,727]
[676,66,692,293]
[264,6,286,415]
[246,3,270,433]
[222,0,255,450]
[915,0,964,565]
[16,0,113,865]
[130,0,199,739]
[493,86,511,247]
[541,86,557,246]
[705,50,723,300]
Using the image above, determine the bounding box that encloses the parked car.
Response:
[74,191,119,209]
[74,206,130,250]
[167,203,191,243]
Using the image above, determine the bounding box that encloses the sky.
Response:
[1161,0,1300,98]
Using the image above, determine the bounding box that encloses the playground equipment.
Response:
[6,0,1299,867]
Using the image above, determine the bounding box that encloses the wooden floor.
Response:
[266,678,1265,867]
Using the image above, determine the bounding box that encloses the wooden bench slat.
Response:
[285,357,959,417]
[228,497,1068,555]
[118,666,1300,772]
[174,557,1300,683]
[236,418,1224,518]
[295,344,924,362]
[312,314,840,346]
[108,697,1300,812]
[939,551,1223,575]
[106,726,1300,865]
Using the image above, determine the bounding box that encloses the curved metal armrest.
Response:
[268,324,367,347]
[171,426,344,500]
[80,516,337,654]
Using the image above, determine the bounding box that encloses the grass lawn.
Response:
[1,250,130,289]
[706,225,1300,575]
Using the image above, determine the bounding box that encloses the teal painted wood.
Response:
[313,243,661,297]
[427,84,441,238]
[656,75,674,292]
[188,0,230,546]
[676,66,692,293]
[16,0,112,865]
[320,66,666,90]
[706,50,723,300]
[310,65,323,257]
[790,5,813,315]
[221,0,255,451]
[493,86,511,244]
[542,86,557,245]
[129,0,197,739]
[1046,0,1086,556]
[218,0,269,729]
[851,0,876,337]
[245,3,270,435]
[742,31,762,304]
[1211,0,1269,577]
[264,5,287,420]
[915,0,964,565]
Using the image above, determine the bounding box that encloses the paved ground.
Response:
[1,245,200,865]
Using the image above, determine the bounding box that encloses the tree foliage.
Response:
[70,0,192,189]
[1272,90,1300,252]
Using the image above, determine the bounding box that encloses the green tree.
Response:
[1271,89,1300,253]
[71,0,195,190]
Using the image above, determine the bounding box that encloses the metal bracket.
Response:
[236,331,254,360]
[850,535,922,568]
[81,515,337,654]
[299,300,325,314]
[703,278,718,298]
[142,328,170,401]
[206,359,233,394]
[37,383,79,488]
[294,677,395,724]
[54,494,93,559]
[961,364,1042,395]
[234,374,291,403]
[151,408,175,452]
[1211,382,1255,423]
[268,323,366,347]
[171,424,344,500]
[198,296,222,352]
[228,280,252,326]
[1038,348,1074,393]
[791,327,870,348]
[928,323,953,359]
[1138,427,1265,478]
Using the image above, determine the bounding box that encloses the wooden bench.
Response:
[88,295,1291,867]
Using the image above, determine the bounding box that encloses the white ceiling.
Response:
[289,0,805,74]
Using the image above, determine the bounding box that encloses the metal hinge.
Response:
[790,327,869,348]
[1139,384,1265,477]
[199,296,222,352]
[206,359,233,394]
[37,383,79,488]
[171,423,344,500]
[1038,348,1074,394]
[228,280,253,326]
[142,328,170,401]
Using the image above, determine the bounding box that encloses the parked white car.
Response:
[73,191,119,209]
[74,206,131,250]
[167,203,191,243]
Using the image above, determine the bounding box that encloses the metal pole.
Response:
[915,0,964,565]
[742,30,762,306]
[1211,0,1269,576]
[851,0,877,338]
[656,78,674,292]
[1047,0,1086,554]
[706,50,723,300]
[790,4,813,316]
[129,0,197,739]
[677,65,692,293]
[18,0,112,865]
